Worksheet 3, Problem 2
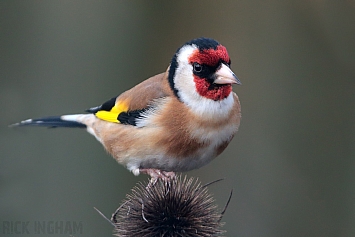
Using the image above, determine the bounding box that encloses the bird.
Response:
[11,38,242,182]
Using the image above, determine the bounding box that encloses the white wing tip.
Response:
[61,114,81,122]
[9,119,33,127]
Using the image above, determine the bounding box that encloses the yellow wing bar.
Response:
[95,100,129,123]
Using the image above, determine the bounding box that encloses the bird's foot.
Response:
[139,168,176,188]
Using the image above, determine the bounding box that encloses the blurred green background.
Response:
[1,1,355,236]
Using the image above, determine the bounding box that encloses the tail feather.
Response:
[10,116,87,128]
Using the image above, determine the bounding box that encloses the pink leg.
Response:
[139,168,176,187]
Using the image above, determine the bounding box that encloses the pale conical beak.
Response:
[214,63,241,85]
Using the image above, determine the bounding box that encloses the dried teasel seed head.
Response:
[111,175,228,237]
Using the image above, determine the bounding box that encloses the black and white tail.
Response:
[10,115,87,128]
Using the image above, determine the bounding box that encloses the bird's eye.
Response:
[193,63,202,73]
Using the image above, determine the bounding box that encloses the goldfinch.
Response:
[12,38,241,180]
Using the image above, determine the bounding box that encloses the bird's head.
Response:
[168,38,241,102]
